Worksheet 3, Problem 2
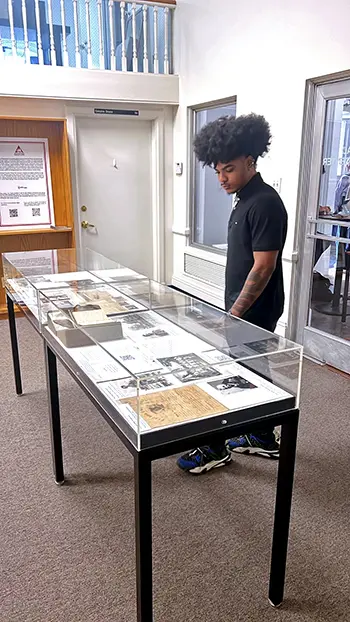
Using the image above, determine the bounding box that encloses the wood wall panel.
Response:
[1,231,73,253]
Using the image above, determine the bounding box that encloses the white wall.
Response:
[0,64,179,105]
[172,0,350,332]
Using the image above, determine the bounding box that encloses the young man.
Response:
[178,113,288,475]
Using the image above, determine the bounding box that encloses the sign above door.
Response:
[94,109,140,117]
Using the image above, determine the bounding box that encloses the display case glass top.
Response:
[2,248,303,450]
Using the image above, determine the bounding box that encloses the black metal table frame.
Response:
[6,292,299,622]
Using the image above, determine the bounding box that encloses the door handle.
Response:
[81,220,95,229]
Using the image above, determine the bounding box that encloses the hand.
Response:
[228,306,241,318]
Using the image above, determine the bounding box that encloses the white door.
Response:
[75,116,154,277]
[293,80,350,374]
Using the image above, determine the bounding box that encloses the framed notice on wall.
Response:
[0,137,55,229]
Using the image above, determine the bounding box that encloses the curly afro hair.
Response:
[193,113,271,167]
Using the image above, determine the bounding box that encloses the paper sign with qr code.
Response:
[0,138,54,228]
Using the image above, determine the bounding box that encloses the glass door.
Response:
[295,80,350,374]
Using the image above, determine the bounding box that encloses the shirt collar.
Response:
[236,172,263,200]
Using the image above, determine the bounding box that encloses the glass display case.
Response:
[3,248,303,450]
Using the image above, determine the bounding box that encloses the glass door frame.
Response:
[290,74,350,373]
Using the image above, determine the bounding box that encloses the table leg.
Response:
[134,453,153,622]
[341,268,350,323]
[269,410,299,608]
[44,343,64,485]
[333,269,343,308]
[332,242,343,309]
[7,294,23,395]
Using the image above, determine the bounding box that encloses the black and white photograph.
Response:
[82,292,138,313]
[121,313,155,331]
[208,375,257,394]
[118,373,174,397]
[114,297,140,312]
[29,271,102,290]
[42,290,77,309]
[159,353,220,383]
[228,346,255,360]
[245,337,281,355]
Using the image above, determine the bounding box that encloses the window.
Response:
[190,99,237,252]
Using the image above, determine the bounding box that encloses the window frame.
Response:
[188,96,237,255]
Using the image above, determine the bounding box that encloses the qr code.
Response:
[9,209,19,218]
[32,207,41,217]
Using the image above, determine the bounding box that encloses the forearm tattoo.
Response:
[230,268,273,317]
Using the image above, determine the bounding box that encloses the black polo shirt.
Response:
[225,173,287,330]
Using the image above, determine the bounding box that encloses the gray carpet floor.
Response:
[0,318,349,622]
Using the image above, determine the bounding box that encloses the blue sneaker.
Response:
[226,434,280,459]
[177,446,231,475]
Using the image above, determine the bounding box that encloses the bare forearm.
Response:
[230,267,273,317]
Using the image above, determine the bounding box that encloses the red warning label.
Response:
[14,145,25,156]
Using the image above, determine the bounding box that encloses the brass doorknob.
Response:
[81,220,95,229]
